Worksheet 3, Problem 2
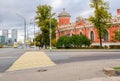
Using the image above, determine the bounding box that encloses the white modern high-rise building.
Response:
[2,30,8,42]
[11,29,17,42]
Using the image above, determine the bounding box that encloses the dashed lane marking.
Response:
[0,57,17,59]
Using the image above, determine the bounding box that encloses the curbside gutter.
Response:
[41,49,120,52]
[77,77,120,81]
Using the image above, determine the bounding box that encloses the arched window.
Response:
[90,31,94,41]
[80,32,82,36]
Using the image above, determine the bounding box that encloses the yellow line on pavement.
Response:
[7,52,56,71]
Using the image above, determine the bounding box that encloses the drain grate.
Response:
[37,69,47,72]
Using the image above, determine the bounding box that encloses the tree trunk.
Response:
[99,31,102,47]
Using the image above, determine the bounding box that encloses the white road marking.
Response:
[0,57,17,59]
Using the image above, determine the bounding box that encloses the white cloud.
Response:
[79,9,94,18]
[51,0,62,9]
[0,0,120,42]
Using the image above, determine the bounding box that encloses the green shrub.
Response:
[30,42,34,46]
[114,67,120,70]
[56,35,91,49]
[0,43,3,48]
[69,35,82,47]
[91,45,104,49]
[56,36,71,48]
[36,42,40,46]
[114,31,120,41]
[80,35,91,47]
[109,45,120,49]
[52,38,56,47]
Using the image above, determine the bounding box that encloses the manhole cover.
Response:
[116,71,120,76]
[37,69,47,72]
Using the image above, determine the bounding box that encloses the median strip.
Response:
[7,52,56,71]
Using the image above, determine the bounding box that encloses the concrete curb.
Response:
[77,77,120,81]
[40,49,120,52]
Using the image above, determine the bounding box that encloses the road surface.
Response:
[0,48,120,73]
[0,48,26,72]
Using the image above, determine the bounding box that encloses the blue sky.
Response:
[0,0,120,41]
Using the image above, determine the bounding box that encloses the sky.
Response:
[0,0,120,42]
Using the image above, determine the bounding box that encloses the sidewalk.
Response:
[33,49,120,52]
[77,77,120,81]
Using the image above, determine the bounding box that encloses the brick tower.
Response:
[58,8,71,26]
[117,9,120,16]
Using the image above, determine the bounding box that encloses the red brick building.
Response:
[56,9,120,46]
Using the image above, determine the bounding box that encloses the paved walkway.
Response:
[7,52,56,71]
[77,77,120,81]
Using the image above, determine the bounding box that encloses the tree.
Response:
[52,38,56,47]
[80,35,91,47]
[69,35,82,47]
[56,35,91,49]
[56,36,71,48]
[115,30,120,41]
[89,0,112,47]
[35,5,57,46]
[35,33,42,45]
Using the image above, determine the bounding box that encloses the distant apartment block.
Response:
[2,29,8,42]
[11,29,17,42]
[0,29,18,45]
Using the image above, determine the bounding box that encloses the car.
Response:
[13,44,18,48]
[18,45,24,49]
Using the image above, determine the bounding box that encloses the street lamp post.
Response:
[16,13,26,48]
[84,19,87,47]
[33,21,36,50]
[84,19,86,36]
[49,10,52,51]
[30,19,36,50]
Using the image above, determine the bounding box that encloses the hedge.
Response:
[109,45,120,49]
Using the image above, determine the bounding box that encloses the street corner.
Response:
[7,51,56,71]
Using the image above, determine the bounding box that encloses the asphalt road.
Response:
[0,48,26,73]
[46,51,120,64]
[0,48,120,73]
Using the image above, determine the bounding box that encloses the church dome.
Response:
[58,8,71,17]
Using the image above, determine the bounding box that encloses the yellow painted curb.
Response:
[7,52,56,71]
